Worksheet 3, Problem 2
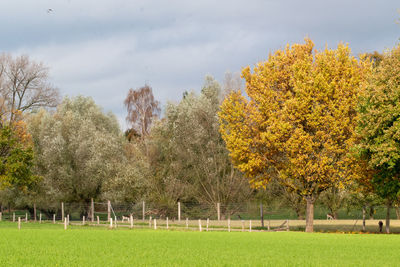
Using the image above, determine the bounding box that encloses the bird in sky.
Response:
[47,8,53,13]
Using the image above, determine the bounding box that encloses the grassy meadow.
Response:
[0,221,400,266]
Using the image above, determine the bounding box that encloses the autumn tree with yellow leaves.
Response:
[219,39,371,232]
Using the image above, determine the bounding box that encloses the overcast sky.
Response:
[1,0,399,129]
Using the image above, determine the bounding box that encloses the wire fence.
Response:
[2,201,400,233]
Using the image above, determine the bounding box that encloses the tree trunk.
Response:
[305,196,315,233]
[33,203,37,222]
[386,200,391,234]
[362,205,366,232]
[395,205,400,220]
[369,206,374,220]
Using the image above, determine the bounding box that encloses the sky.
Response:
[0,0,399,129]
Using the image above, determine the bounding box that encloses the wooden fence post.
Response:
[130,215,133,229]
[260,202,264,228]
[241,220,245,232]
[64,217,67,230]
[249,220,252,232]
[198,219,202,232]
[39,213,42,224]
[25,213,28,222]
[186,218,188,229]
[91,198,94,223]
[33,203,37,222]
[178,202,181,222]
[13,212,15,222]
[53,214,55,224]
[142,201,145,221]
[61,202,64,222]
[18,217,21,230]
[97,216,100,225]
[154,219,157,230]
[217,203,221,221]
[206,218,209,232]
[107,200,111,222]
[228,218,231,232]
[362,206,366,232]
[166,217,169,230]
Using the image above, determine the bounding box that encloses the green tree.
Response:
[0,125,37,191]
[148,76,252,217]
[27,96,124,216]
[357,44,400,233]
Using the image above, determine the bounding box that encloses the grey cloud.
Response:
[1,0,399,129]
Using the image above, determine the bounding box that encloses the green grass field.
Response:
[0,222,399,266]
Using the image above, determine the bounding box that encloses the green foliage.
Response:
[0,126,37,191]
[147,76,252,214]
[357,44,400,201]
[27,96,124,205]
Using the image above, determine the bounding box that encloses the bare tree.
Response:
[223,71,242,95]
[0,53,60,123]
[124,84,160,137]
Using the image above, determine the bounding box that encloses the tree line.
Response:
[0,38,399,232]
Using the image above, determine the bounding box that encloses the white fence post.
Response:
[107,200,111,222]
[97,216,100,225]
[186,218,188,229]
[0,212,2,221]
[18,217,21,230]
[217,203,220,221]
[206,218,209,232]
[268,220,270,231]
[166,217,169,230]
[53,214,55,224]
[39,213,42,224]
[250,220,252,232]
[67,214,70,225]
[83,216,85,225]
[61,202,64,222]
[178,202,181,222]
[228,218,231,232]
[130,215,133,229]
[198,219,202,232]
[25,213,28,222]
[13,212,15,222]
[142,201,145,221]
[154,219,157,230]
[64,217,67,230]
[109,218,113,228]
